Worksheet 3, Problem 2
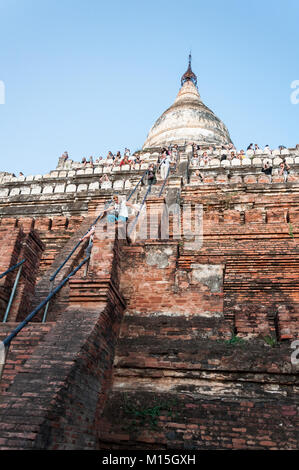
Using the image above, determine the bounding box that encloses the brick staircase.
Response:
[0,227,126,449]
[30,216,94,321]
[35,216,86,280]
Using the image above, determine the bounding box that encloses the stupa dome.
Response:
[143,55,233,149]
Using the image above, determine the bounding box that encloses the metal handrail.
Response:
[127,169,148,200]
[0,168,152,378]
[128,157,179,236]
[0,259,25,280]
[2,262,25,323]
[186,145,193,184]
[1,259,26,323]
[42,168,150,322]
[49,168,149,284]
[2,256,90,348]
[49,200,113,283]
[128,184,152,237]
[129,153,179,238]
[44,202,113,322]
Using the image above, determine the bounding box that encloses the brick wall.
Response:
[0,226,44,322]
[0,180,298,450]
[0,231,125,449]
[0,323,52,394]
[0,227,23,315]
[97,189,299,450]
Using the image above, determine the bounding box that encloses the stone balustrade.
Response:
[0,176,136,198]
[190,151,299,169]
[0,146,299,200]
[0,164,152,198]
[0,147,177,199]
[0,163,150,184]
[193,145,299,157]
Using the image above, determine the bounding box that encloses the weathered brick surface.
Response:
[0,323,52,394]
[120,243,226,325]
[99,388,298,450]
[0,232,125,449]
[98,316,298,449]
[0,178,298,450]
[0,228,23,314]
[0,305,122,449]
[35,216,88,279]
[8,230,44,322]
[97,189,299,450]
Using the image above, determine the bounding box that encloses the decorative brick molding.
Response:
[0,227,44,322]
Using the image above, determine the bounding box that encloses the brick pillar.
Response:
[51,216,68,231]
[0,227,23,318]
[0,218,17,229]
[167,175,182,190]
[18,218,34,233]
[69,225,123,310]
[7,230,44,322]
[34,217,51,231]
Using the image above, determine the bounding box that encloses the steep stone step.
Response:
[0,323,52,394]
[31,216,94,318]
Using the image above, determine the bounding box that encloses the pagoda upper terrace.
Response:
[0,144,298,201]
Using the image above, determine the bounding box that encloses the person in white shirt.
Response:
[101,195,135,241]
[160,151,171,180]
[105,195,135,223]
[264,145,272,154]
[172,144,179,163]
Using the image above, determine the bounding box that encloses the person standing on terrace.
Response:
[147,164,157,188]
[237,149,245,160]
[120,154,131,167]
[202,151,209,165]
[160,149,171,179]
[172,144,179,163]
[279,160,290,182]
[262,160,273,182]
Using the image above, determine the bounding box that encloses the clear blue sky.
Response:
[0,0,298,176]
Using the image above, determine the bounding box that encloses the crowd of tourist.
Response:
[60,142,290,171]
[96,146,179,186]
[189,142,292,182]
[190,142,290,166]
[58,141,293,187]
[60,145,180,182]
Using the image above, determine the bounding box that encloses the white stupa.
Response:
[143,55,233,149]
